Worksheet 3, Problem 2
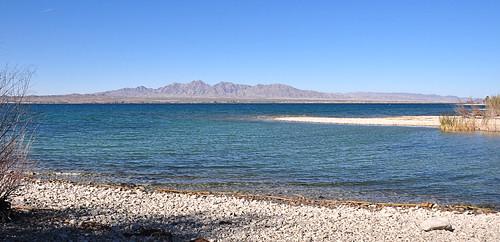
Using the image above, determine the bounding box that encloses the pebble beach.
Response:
[2,180,499,241]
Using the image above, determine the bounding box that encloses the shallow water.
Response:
[29,104,500,207]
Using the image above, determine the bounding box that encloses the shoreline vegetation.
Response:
[0,66,32,223]
[439,95,500,132]
[3,179,499,241]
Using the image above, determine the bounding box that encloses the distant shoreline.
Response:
[24,96,463,104]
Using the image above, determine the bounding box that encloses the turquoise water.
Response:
[30,104,500,207]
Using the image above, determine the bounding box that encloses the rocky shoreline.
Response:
[2,179,500,241]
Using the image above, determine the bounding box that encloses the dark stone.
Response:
[79,221,111,231]
[0,200,12,223]
[123,227,173,241]
[218,220,233,225]
[190,238,210,242]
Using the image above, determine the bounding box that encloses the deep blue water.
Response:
[29,104,500,207]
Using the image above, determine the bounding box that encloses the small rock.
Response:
[218,220,233,225]
[190,238,210,242]
[420,202,434,208]
[421,218,454,232]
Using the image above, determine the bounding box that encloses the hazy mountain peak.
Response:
[189,80,208,85]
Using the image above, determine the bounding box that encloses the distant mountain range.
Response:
[29,80,465,103]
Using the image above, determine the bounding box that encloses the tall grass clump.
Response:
[480,95,500,132]
[440,95,500,132]
[439,115,477,132]
[439,104,478,132]
[485,95,500,118]
[0,66,33,222]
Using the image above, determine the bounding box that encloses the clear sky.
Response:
[0,0,499,97]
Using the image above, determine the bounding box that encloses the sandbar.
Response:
[273,116,441,127]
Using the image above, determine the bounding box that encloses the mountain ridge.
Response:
[94,80,462,102]
[28,80,466,103]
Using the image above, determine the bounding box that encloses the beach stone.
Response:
[421,218,453,232]
[190,238,210,242]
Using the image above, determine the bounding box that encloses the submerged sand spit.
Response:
[2,180,499,241]
[274,116,441,127]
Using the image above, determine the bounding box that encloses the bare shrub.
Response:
[0,66,33,222]
[454,105,470,117]
[440,105,477,132]
[439,115,477,132]
[471,105,483,117]
[440,96,500,132]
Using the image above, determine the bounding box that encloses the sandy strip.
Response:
[274,116,441,127]
[3,180,499,241]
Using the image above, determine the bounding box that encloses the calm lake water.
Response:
[30,104,500,207]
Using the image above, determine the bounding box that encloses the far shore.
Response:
[23,95,465,104]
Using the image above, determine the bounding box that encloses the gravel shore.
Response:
[2,180,500,241]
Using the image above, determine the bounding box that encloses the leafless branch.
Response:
[0,65,33,204]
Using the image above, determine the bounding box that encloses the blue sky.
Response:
[0,0,499,97]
